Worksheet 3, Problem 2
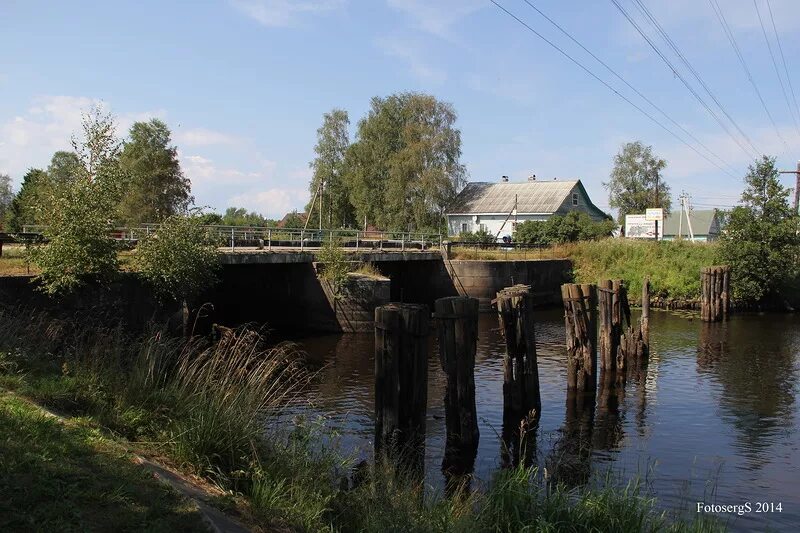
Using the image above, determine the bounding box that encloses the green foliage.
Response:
[0,173,11,229]
[4,168,48,232]
[605,141,671,223]
[719,156,800,304]
[567,239,719,300]
[118,119,192,224]
[134,213,220,304]
[345,92,466,231]
[317,235,350,298]
[515,212,616,245]
[46,150,82,185]
[196,212,223,225]
[220,206,274,227]
[29,107,127,295]
[280,210,306,229]
[308,108,354,228]
[457,228,496,244]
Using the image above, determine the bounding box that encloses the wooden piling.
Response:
[374,303,429,460]
[496,284,541,418]
[700,266,731,322]
[561,283,597,394]
[435,296,480,470]
[641,277,650,346]
[597,280,615,371]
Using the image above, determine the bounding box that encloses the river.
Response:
[283,309,799,531]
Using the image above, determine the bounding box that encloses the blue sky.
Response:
[2,0,800,218]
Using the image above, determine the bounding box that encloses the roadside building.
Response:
[446,176,608,238]
[661,209,721,242]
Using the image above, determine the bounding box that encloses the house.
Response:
[445,177,608,238]
[661,209,721,241]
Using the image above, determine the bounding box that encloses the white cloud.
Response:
[176,127,239,147]
[386,0,484,41]
[227,187,308,218]
[180,152,276,185]
[0,95,163,183]
[230,0,345,27]
[377,35,447,84]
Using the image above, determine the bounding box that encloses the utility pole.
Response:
[778,160,800,215]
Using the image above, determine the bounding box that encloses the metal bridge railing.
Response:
[20,225,444,252]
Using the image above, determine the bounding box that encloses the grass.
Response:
[0,307,725,532]
[351,262,385,279]
[0,393,209,532]
[0,244,37,275]
[451,239,719,302]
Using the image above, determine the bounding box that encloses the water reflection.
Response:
[289,309,800,531]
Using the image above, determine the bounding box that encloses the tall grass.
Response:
[0,306,724,532]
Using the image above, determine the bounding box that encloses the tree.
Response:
[308,109,353,228]
[279,210,306,229]
[514,212,615,245]
[30,107,128,294]
[605,141,671,223]
[4,169,49,232]
[134,213,220,335]
[719,156,800,305]
[220,207,273,227]
[47,151,82,185]
[119,119,192,224]
[0,173,12,229]
[345,93,466,231]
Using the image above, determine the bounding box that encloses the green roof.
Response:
[662,209,720,236]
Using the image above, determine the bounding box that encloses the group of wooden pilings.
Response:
[700,265,731,322]
[561,278,651,396]
[374,284,543,478]
[374,297,480,478]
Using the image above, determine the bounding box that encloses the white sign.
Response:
[625,214,657,239]
[645,208,664,222]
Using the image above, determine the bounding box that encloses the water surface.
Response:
[284,310,800,531]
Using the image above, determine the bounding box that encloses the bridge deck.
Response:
[221,248,442,264]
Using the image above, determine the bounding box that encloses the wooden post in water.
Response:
[561,283,597,394]
[597,280,615,371]
[495,284,541,418]
[435,296,480,473]
[701,266,731,322]
[374,303,429,464]
[641,277,650,347]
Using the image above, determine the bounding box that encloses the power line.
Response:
[629,0,761,156]
[708,0,790,153]
[518,0,738,176]
[609,0,757,160]
[487,0,739,179]
[763,0,800,137]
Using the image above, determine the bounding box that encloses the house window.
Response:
[479,223,487,233]
[461,223,468,233]
[572,193,579,206]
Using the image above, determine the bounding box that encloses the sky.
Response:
[2,0,800,219]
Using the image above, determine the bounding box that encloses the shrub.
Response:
[515,212,615,245]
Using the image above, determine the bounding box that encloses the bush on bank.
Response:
[0,308,723,532]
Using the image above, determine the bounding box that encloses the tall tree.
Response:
[221,207,273,226]
[345,93,466,231]
[307,109,353,228]
[119,119,192,224]
[4,169,48,231]
[604,141,671,223]
[46,151,82,185]
[719,156,800,304]
[31,107,128,294]
[0,173,12,229]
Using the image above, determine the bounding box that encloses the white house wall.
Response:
[447,214,549,238]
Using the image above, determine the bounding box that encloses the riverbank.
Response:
[452,239,718,304]
[0,308,723,532]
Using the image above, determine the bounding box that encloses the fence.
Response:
[18,225,443,252]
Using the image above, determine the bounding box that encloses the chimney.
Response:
[528,174,536,182]
[501,175,509,182]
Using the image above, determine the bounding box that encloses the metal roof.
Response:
[662,209,720,236]
[447,180,580,214]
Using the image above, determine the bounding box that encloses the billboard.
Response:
[625,214,657,239]
[645,208,664,222]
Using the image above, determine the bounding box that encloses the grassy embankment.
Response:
[452,239,719,302]
[0,307,724,532]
